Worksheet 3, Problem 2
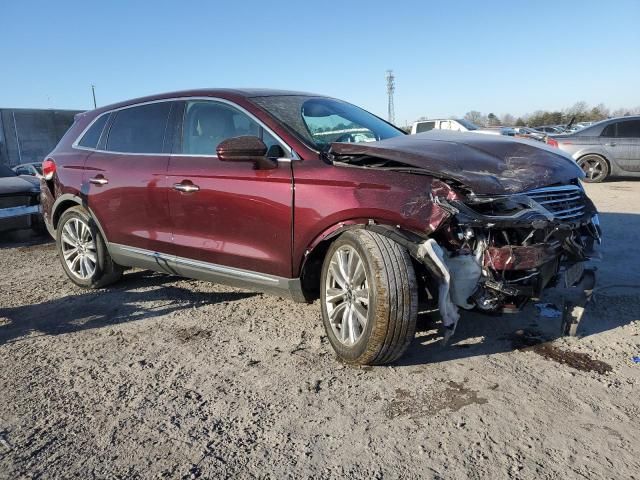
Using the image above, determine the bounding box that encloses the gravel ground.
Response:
[1,182,639,479]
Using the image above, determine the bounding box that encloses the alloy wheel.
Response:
[578,156,607,182]
[60,218,97,280]
[324,246,370,346]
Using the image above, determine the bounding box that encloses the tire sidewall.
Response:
[56,207,110,288]
[320,230,382,363]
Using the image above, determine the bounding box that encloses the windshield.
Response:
[456,119,479,130]
[250,96,404,151]
[0,164,17,178]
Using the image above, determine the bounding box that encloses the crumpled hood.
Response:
[0,176,40,195]
[330,131,583,195]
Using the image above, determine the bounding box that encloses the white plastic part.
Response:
[445,254,482,309]
[417,239,460,343]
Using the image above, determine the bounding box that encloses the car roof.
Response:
[81,88,326,119]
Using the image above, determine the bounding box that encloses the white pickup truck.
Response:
[411,118,500,135]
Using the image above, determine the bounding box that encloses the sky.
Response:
[2,0,639,125]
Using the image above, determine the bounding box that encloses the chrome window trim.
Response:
[71,96,298,159]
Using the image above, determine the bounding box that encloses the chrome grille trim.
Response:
[524,185,586,221]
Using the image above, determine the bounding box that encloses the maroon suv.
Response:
[40,89,601,365]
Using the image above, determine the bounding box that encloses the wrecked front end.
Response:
[430,181,600,318]
[329,133,601,338]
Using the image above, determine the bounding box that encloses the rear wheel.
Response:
[320,229,418,365]
[577,154,609,183]
[56,206,123,288]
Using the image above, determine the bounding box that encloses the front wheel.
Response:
[320,230,418,365]
[56,206,123,288]
[577,154,609,183]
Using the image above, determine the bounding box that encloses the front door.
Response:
[84,101,174,254]
[167,99,293,278]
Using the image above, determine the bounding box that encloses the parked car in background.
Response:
[0,164,42,234]
[534,125,564,135]
[553,116,640,182]
[12,162,44,178]
[510,127,547,142]
[40,89,601,365]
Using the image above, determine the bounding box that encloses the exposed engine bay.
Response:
[366,180,601,340]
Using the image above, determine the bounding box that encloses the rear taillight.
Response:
[546,138,559,148]
[42,158,56,180]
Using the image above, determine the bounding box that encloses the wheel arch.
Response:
[51,194,110,245]
[298,220,430,302]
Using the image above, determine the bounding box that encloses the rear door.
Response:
[601,119,640,171]
[166,99,293,278]
[83,101,174,253]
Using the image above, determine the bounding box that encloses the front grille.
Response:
[526,185,586,221]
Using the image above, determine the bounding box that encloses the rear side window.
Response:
[416,121,435,133]
[600,123,616,137]
[106,102,171,153]
[78,113,109,148]
[616,120,640,138]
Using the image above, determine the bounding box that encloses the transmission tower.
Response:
[386,70,395,124]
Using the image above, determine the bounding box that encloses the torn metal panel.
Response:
[330,131,583,195]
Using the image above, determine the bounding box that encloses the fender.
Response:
[570,147,610,163]
[297,218,433,278]
[50,193,110,246]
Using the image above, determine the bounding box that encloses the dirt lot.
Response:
[1,182,639,479]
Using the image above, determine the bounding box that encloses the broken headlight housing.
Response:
[442,184,594,227]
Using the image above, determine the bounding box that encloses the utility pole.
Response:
[386,70,395,124]
[91,85,97,109]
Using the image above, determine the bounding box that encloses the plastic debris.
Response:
[632,356,640,364]
[535,303,562,319]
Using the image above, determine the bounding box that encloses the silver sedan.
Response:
[554,116,640,182]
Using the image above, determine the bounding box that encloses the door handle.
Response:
[606,142,617,147]
[173,182,200,193]
[89,176,108,185]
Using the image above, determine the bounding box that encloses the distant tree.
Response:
[592,103,610,120]
[549,111,563,124]
[515,117,526,127]
[464,110,486,126]
[501,113,515,126]
[487,113,500,126]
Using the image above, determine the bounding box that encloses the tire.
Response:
[320,229,418,365]
[56,206,123,288]
[577,154,609,183]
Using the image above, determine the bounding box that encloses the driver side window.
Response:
[181,101,285,157]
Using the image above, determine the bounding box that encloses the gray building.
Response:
[0,108,82,167]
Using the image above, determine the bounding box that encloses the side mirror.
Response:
[216,136,277,170]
